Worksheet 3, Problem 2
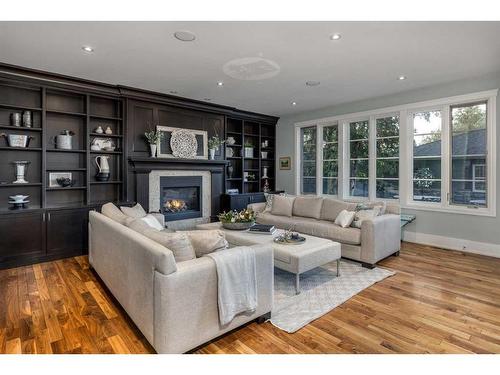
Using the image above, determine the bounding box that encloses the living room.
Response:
[1,0,500,372]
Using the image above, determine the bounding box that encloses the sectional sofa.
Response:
[249,196,401,268]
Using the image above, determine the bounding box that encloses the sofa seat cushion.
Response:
[256,212,298,229]
[314,220,361,245]
[320,198,357,222]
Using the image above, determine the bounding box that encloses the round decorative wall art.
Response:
[170,129,198,159]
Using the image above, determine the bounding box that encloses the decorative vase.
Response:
[10,113,21,127]
[227,163,234,178]
[226,136,236,145]
[209,148,216,160]
[150,144,157,158]
[22,111,32,128]
[12,161,30,184]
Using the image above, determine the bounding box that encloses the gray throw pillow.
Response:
[120,203,147,218]
[271,195,295,217]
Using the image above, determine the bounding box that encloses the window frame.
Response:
[294,89,497,217]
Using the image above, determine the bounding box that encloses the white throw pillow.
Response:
[351,208,381,228]
[334,210,356,228]
[120,203,147,218]
[140,214,164,231]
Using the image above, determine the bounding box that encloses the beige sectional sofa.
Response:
[88,208,274,354]
[249,196,401,268]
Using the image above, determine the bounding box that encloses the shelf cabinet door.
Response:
[0,212,45,264]
[46,208,88,255]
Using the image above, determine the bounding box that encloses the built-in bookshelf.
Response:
[0,81,124,211]
[225,117,276,194]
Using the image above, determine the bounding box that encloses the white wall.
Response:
[275,71,500,249]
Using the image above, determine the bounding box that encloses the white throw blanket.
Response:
[205,246,257,325]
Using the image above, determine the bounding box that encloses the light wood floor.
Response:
[2,242,500,354]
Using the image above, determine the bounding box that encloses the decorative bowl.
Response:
[221,221,255,231]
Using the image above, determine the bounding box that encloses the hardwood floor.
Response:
[1,242,500,354]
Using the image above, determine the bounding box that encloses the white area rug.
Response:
[270,260,395,333]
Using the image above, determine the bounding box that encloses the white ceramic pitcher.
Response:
[95,155,110,173]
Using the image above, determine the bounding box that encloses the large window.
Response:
[411,110,442,203]
[322,125,338,195]
[348,120,369,197]
[450,102,487,207]
[376,115,399,199]
[300,126,316,194]
[295,90,496,216]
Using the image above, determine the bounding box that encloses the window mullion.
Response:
[317,125,323,196]
[441,105,450,208]
[369,116,377,200]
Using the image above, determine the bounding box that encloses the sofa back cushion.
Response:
[271,195,295,217]
[101,202,132,226]
[292,196,323,219]
[128,219,196,262]
[120,203,147,219]
[320,198,357,222]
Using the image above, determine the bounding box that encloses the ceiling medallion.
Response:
[170,129,198,159]
[223,57,280,81]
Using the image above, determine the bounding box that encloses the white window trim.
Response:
[473,164,486,193]
[294,89,497,217]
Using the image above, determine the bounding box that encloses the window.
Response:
[450,102,487,207]
[322,125,338,195]
[376,115,399,199]
[295,89,496,216]
[411,110,442,203]
[348,120,369,197]
[300,126,316,194]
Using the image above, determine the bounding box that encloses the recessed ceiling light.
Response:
[398,75,407,80]
[306,81,320,87]
[217,81,224,87]
[291,101,297,106]
[174,31,196,42]
[330,33,341,40]
[82,46,94,53]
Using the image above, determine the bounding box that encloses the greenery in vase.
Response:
[244,141,254,148]
[208,136,225,150]
[144,128,164,144]
[218,208,256,223]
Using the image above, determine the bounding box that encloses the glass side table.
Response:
[400,214,416,239]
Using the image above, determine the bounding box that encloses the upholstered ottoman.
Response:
[196,222,341,293]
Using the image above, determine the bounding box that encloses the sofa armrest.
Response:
[153,244,273,353]
[248,202,266,213]
[149,212,165,227]
[360,214,401,264]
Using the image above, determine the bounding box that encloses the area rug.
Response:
[270,260,395,333]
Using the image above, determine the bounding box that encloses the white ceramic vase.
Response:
[209,148,216,160]
[150,144,157,158]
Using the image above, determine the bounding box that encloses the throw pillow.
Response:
[101,202,130,225]
[271,194,295,217]
[181,230,229,257]
[263,193,275,213]
[140,214,164,231]
[351,208,381,228]
[334,209,356,228]
[367,201,387,215]
[120,203,147,219]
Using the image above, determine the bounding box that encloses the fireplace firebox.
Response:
[160,176,203,221]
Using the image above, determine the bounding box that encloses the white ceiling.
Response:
[1,21,500,117]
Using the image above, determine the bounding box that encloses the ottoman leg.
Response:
[336,259,340,277]
[295,273,300,294]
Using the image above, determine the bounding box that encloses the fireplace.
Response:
[160,176,203,222]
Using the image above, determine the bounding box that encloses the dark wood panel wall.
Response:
[0,62,278,269]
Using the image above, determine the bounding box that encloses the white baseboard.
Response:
[402,231,500,259]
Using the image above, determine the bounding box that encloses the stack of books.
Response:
[248,224,277,235]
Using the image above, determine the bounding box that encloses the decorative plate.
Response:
[170,129,198,159]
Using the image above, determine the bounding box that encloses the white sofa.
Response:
[88,209,274,354]
[249,196,401,268]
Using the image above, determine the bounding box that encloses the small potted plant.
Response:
[144,128,163,158]
[208,136,225,160]
[218,208,256,230]
[244,140,254,158]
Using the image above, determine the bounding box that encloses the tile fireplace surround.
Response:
[149,170,211,230]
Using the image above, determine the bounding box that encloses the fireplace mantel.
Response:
[128,157,228,220]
